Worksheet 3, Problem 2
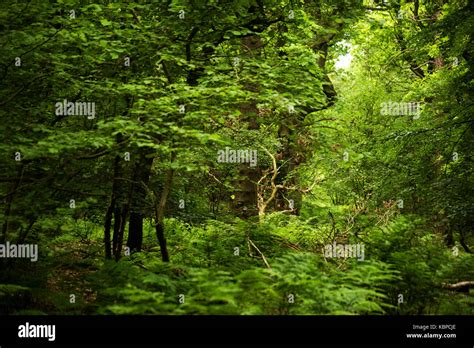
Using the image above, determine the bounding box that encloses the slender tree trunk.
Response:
[1,191,14,244]
[127,212,143,252]
[126,149,154,252]
[115,204,128,261]
[104,200,114,259]
[1,165,24,244]
[105,132,132,261]
[112,206,122,259]
[460,230,472,253]
[104,155,121,259]
[155,222,169,262]
[154,153,175,262]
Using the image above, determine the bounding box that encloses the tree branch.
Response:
[442,281,474,292]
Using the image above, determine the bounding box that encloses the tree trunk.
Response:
[232,35,263,219]
[1,165,24,244]
[127,211,143,252]
[104,155,120,260]
[112,206,124,260]
[114,204,128,261]
[103,201,114,260]
[126,148,154,253]
[154,153,175,262]
[155,222,169,262]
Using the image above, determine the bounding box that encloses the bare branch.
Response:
[248,238,271,269]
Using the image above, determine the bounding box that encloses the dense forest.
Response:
[0,0,473,317]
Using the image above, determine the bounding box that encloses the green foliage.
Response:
[267,253,398,315]
[0,0,472,317]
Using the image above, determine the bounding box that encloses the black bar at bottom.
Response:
[0,315,471,346]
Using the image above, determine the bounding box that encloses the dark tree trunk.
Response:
[154,152,175,262]
[115,205,128,261]
[1,165,24,244]
[126,148,154,253]
[1,191,14,244]
[104,155,121,260]
[155,222,169,262]
[112,206,122,258]
[460,230,472,253]
[105,132,131,261]
[127,211,143,252]
[103,201,114,259]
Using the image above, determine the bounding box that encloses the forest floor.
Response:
[44,239,101,314]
